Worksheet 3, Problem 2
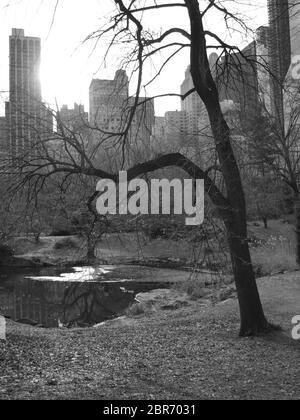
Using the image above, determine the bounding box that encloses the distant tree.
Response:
[246,97,300,263]
[246,173,284,229]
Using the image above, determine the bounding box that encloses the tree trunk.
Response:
[294,193,300,266]
[263,217,268,229]
[226,219,272,336]
[86,236,96,263]
[206,107,273,336]
[185,0,275,336]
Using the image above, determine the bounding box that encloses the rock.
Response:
[136,289,191,311]
[161,301,189,310]
[216,287,236,302]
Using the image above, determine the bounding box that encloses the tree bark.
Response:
[185,0,274,336]
[86,236,96,263]
[294,193,300,266]
[225,220,272,336]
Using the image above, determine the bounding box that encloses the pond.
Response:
[0,265,191,328]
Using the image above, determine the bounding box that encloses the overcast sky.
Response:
[0,0,268,116]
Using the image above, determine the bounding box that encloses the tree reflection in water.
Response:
[62,282,135,327]
[5,276,136,328]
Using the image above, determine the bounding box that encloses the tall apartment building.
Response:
[180,66,203,141]
[7,28,52,157]
[256,26,272,113]
[89,70,154,164]
[289,0,300,57]
[216,41,260,126]
[129,96,155,150]
[0,116,8,159]
[268,0,291,123]
[164,110,187,146]
[89,70,129,131]
[151,112,188,153]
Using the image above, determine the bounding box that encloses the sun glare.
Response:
[40,61,85,108]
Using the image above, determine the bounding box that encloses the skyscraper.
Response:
[180,66,203,141]
[268,0,291,123]
[89,70,154,165]
[89,70,129,130]
[289,0,300,57]
[256,26,272,113]
[7,28,43,156]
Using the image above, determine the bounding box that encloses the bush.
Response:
[54,238,79,250]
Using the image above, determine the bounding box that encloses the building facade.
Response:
[164,110,187,146]
[0,116,8,159]
[216,41,260,126]
[89,70,154,165]
[180,66,203,142]
[268,0,292,123]
[58,103,88,133]
[289,0,300,58]
[7,28,44,156]
[256,26,272,113]
[89,70,129,131]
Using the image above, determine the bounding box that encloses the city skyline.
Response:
[0,0,298,159]
[0,0,268,117]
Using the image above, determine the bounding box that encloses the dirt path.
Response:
[0,272,299,400]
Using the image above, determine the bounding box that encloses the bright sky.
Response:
[0,0,268,117]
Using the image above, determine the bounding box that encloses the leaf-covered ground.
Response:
[0,273,299,400]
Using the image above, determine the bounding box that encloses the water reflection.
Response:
[2,277,135,328]
[0,265,179,328]
[27,266,113,283]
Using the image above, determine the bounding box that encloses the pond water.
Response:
[0,265,190,328]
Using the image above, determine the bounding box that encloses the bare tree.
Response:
[4,0,281,336]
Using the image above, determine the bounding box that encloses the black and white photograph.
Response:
[0,0,299,403]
